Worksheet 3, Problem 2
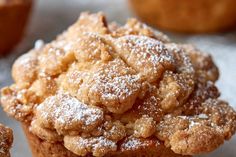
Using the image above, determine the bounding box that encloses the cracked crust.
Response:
[1,12,236,157]
[0,124,13,157]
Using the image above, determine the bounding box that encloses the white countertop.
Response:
[0,0,235,156]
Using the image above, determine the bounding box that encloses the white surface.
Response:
[0,0,235,156]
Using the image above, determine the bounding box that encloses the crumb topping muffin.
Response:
[1,12,236,157]
[0,124,13,157]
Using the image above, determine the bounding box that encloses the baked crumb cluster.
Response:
[1,12,236,157]
[0,124,13,157]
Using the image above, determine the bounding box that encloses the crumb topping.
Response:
[114,35,175,82]
[32,92,104,136]
[1,12,236,157]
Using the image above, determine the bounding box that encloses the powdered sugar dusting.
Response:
[122,137,144,150]
[36,91,104,132]
[75,136,116,150]
[92,137,117,151]
[91,60,141,101]
[64,136,117,156]
[189,121,200,128]
[198,113,208,119]
[114,35,175,82]
[117,35,174,66]
[165,43,194,74]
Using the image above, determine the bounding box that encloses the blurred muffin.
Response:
[130,0,236,33]
[0,0,32,55]
[1,12,236,157]
[0,124,13,157]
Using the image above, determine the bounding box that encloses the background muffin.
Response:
[0,0,32,55]
[129,0,236,33]
[0,124,13,157]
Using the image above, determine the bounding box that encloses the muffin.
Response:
[1,12,236,157]
[130,0,236,33]
[0,0,32,55]
[0,124,13,157]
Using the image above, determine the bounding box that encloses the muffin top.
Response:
[1,12,236,157]
[0,124,13,157]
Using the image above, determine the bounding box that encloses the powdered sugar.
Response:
[122,137,144,150]
[91,65,141,101]
[117,35,174,66]
[86,58,142,113]
[75,136,116,150]
[36,91,104,132]
[165,43,195,74]
[64,135,117,156]
[198,113,208,119]
[92,136,117,151]
[114,35,175,82]
[189,121,200,128]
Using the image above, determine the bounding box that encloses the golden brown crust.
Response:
[129,0,236,33]
[0,124,13,157]
[0,0,32,55]
[1,12,236,157]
